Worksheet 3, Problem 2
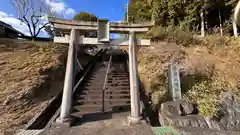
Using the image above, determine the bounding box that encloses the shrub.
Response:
[148,26,201,47]
[184,81,220,116]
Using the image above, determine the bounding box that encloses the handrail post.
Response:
[128,31,141,124]
[56,29,78,124]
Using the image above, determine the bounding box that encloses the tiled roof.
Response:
[0,20,24,35]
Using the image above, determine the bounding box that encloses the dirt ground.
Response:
[0,39,67,134]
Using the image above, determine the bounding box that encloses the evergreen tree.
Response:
[128,0,239,35]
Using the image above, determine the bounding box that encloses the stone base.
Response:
[55,116,75,128]
[128,116,142,125]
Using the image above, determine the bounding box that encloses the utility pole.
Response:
[123,2,129,40]
[126,2,129,23]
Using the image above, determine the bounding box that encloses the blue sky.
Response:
[69,0,128,21]
[0,0,128,36]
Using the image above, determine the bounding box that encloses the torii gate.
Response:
[48,17,154,125]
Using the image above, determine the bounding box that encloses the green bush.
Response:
[74,12,98,21]
[184,81,221,116]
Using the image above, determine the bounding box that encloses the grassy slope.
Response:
[138,28,240,116]
[0,39,67,134]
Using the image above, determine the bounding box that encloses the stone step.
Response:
[74,103,130,110]
[105,87,130,91]
[107,80,129,83]
[73,100,130,106]
[80,88,130,93]
[106,86,130,89]
[76,93,130,99]
[80,90,129,94]
[84,83,104,87]
[107,83,129,87]
[107,77,129,79]
[107,75,129,77]
[84,86,104,89]
[105,90,130,94]
[85,80,105,84]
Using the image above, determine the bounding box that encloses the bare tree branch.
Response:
[23,15,33,36]
[35,22,49,37]
[10,0,55,40]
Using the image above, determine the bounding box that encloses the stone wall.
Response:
[159,92,240,134]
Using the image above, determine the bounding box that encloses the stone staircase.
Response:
[71,53,130,120]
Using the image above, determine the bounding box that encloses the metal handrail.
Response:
[101,54,112,112]
[103,54,112,91]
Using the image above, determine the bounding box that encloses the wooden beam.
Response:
[54,36,151,46]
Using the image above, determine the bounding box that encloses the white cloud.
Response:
[65,8,75,16]
[45,0,76,18]
[0,11,30,36]
[0,11,8,18]
[0,0,76,37]
[0,11,51,37]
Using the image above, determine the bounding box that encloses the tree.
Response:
[152,0,169,25]
[129,0,152,23]
[74,12,98,22]
[44,24,55,39]
[73,12,98,37]
[11,0,54,40]
[130,0,239,36]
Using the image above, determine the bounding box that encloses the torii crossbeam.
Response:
[48,17,153,46]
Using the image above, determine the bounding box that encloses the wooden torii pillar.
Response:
[49,17,154,125]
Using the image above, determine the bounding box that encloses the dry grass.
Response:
[138,41,186,106]
[138,33,240,116]
[0,39,67,134]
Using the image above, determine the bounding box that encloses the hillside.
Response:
[138,28,240,116]
[128,0,240,118]
[0,39,67,134]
